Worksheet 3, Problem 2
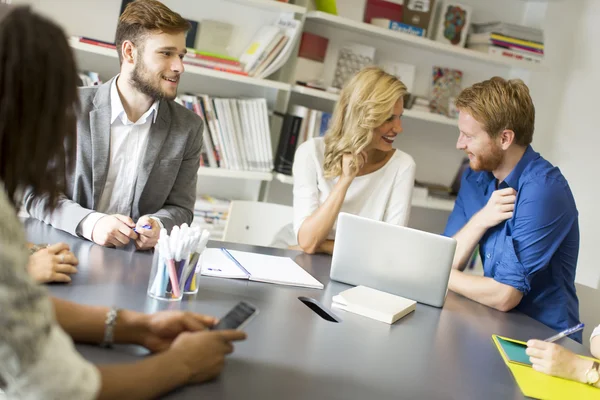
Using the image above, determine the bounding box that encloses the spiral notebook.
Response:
[201,248,324,289]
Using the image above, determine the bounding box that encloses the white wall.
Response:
[537,0,600,288]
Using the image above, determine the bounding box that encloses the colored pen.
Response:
[544,323,584,343]
[134,224,152,233]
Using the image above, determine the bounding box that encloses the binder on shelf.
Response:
[274,105,307,175]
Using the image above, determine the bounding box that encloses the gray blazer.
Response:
[24,77,203,235]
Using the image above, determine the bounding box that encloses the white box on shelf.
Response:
[379,60,416,93]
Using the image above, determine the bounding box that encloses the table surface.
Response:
[24,218,589,400]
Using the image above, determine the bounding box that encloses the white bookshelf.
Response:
[304,11,543,71]
[69,38,291,92]
[273,173,455,211]
[226,0,306,14]
[198,167,274,181]
[291,85,459,127]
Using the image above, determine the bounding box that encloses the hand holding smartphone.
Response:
[211,300,259,331]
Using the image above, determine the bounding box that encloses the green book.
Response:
[496,336,532,366]
[186,48,239,62]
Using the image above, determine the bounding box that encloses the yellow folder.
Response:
[492,335,600,399]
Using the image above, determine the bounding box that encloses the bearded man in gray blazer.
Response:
[24,0,202,250]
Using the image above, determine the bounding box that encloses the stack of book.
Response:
[176,94,274,172]
[183,50,247,76]
[274,105,332,175]
[467,22,544,64]
[192,195,230,240]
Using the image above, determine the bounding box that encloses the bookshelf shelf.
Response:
[69,38,291,92]
[305,11,543,71]
[226,0,306,14]
[291,85,340,101]
[291,85,459,127]
[198,167,274,181]
[274,173,455,211]
[274,172,294,184]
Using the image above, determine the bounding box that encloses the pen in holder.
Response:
[147,224,210,301]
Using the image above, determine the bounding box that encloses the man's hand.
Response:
[475,187,517,229]
[170,330,247,383]
[135,311,218,353]
[27,242,78,283]
[91,214,138,247]
[134,216,160,250]
[526,340,592,383]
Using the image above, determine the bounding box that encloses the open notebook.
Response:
[201,248,324,289]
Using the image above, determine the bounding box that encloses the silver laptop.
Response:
[330,213,457,307]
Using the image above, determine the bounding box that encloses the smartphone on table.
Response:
[211,300,259,331]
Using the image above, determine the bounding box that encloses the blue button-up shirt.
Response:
[443,146,581,342]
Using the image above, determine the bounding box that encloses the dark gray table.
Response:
[24,218,589,400]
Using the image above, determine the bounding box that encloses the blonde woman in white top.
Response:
[293,67,416,255]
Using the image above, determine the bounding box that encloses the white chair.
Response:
[223,201,294,248]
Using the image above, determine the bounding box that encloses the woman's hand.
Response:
[526,340,592,383]
[341,151,367,183]
[27,242,78,283]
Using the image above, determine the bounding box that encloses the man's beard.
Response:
[469,143,503,172]
[130,59,176,101]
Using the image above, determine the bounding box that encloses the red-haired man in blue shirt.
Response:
[443,77,581,342]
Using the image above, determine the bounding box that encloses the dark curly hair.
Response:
[0,6,79,210]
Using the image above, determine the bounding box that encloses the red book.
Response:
[185,52,242,67]
[363,0,403,24]
[79,37,116,50]
[183,61,249,76]
[298,32,329,63]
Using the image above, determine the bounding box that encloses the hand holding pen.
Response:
[134,216,160,250]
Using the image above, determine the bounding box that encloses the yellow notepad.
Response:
[492,335,600,399]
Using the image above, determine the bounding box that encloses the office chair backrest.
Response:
[223,201,293,248]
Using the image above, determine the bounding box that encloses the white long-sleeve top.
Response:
[292,137,416,241]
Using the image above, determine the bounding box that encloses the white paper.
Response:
[201,248,249,279]
[227,250,323,289]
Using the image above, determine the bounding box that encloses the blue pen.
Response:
[133,224,152,233]
[544,323,585,343]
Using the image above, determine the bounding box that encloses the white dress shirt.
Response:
[592,325,600,342]
[77,77,159,240]
[292,137,416,241]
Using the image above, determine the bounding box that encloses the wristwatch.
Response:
[585,361,600,385]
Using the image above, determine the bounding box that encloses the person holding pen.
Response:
[23,0,203,251]
[293,66,416,254]
[527,324,600,388]
[442,77,582,342]
[0,5,245,399]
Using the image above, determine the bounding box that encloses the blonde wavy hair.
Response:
[323,66,407,179]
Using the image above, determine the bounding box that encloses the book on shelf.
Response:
[274,105,331,176]
[403,0,436,37]
[468,44,542,64]
[468,32,544,55]
[293,32,329,85]
[76,36,116,49]
[430,66,462,118]
[256,16,301,79]
[370,18,426,37]
[195,20,234,55]
[176,94,273,172]
[192,195,230,240]
[363,0,403,24]
[470,21,544,46]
